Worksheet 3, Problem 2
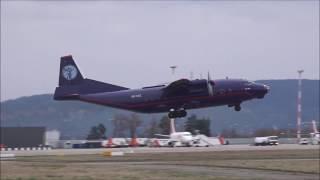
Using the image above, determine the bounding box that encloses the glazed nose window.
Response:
[244,81,254,86]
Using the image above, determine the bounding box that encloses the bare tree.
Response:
[112,114,128,137]
[127,113,142,138]
[144,117,160,138]
[112,113,142,138]
[159,116,170,134]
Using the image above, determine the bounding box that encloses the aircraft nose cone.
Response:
[263,84,270,93]
[256,84,269,99]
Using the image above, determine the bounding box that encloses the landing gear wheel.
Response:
[168,109,187,118]
[234,105,241,111]
[168,111,176,119]
[178,110,187,118]
[168,142,176,147]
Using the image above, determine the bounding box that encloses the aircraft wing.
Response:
[163,79,191,97]
[154,134,170,138]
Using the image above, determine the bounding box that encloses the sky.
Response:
[1,1,319,101]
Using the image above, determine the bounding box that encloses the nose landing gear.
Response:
[234,105,241,111]
[228,104,242,111]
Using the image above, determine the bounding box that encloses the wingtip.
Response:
[61,54,73,60]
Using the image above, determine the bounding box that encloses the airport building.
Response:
[0,127,45,148]
[45,129,61,148]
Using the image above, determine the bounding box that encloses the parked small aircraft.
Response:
[54,55,269,118]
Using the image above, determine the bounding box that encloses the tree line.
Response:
[87,113,312,140]
[87,114,211,140]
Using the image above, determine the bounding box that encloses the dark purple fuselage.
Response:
[55,79,269,113]
[54,56,269,114]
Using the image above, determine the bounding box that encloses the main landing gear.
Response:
[168,109,187,119]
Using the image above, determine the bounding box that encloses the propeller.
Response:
[207,72,214,96]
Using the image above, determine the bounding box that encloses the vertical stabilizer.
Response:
[170,118,176,134]
[312,120,319,134]
[59,55,84,86]
[54,55,129,100]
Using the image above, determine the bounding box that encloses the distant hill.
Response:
[1,80,319,139]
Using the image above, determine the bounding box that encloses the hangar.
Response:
[0,127,45,148]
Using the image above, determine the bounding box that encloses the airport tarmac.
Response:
[1,146,319,180]
[1,144,319,157]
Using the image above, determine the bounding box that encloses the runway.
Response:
[2,144,319,157]
[1,145,319,180]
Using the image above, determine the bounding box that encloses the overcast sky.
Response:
[1,1,319,101]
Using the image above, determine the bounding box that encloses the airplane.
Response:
[54,55,270,118]
[155,118,195,147]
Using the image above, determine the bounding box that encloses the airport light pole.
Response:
[297,70,304,140]
[190,71,194,80]
[170,66,177,83]
[170,66,177,75]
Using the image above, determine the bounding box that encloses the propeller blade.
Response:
[207,72,214,96]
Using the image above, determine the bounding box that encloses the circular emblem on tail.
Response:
[62,65,78,80]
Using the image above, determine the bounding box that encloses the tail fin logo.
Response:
[62,65,78,80]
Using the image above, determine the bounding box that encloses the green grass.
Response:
[1,149,319,180]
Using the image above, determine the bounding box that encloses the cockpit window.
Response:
[244,81,254,86]
[189,81,207,95]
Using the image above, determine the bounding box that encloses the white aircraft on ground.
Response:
[310,120,320,145]
[155,118,197,147]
